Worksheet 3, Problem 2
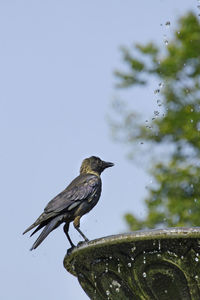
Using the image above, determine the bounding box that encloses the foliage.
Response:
[112,12,200,229]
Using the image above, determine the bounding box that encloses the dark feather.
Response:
[44,174,100,213]
[30,220,50,237]
[30,216,62,250]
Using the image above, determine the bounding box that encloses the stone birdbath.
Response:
[64,227,200,299]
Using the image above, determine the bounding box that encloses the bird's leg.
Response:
[73,216,89,242]
[63,223,75,247]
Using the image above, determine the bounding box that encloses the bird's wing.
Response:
[44,174,100,214]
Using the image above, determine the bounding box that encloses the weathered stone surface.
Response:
[64,228,200,299]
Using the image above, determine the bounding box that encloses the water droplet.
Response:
[177,31,180,35]
[154,89,160,94]
[154,110,160,116]
[131,256,134,261]
[164,290,168,294]
[194,198,197,203]
[158,240,161,251]
[106,290,110,296]
[181,256,184,260]
[145,120,148,122]
[143,272,147,278]
[195,257,199,262]
[131,246,136,252]
[140,142,144,145]
[191,108,194,112]
[164,40,169,45]
[195,275,199,279]
[109,256,112,260]
[191,119,194,123]
[157,99,162,106]
[165,21,170,27]
[117,264,121,273]
[116,287,120,293]
[128,262,132,267]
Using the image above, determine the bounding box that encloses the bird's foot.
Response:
[77,240,89,247]
[67,245,75,255]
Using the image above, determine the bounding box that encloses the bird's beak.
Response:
[103,161,114,169]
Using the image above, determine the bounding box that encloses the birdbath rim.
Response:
[64,227,200,276]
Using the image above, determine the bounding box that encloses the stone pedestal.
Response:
[64,228,200,299]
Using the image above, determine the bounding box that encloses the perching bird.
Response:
[23,156,114,250]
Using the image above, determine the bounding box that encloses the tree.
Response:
[111,12,200,230]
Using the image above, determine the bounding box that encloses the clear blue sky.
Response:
[1,1,197,299]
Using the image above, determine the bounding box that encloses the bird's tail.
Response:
[23,213,47,235]
[30,216,62,250]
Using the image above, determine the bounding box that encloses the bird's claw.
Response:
[67,245,75,255]
[77,240,89,247]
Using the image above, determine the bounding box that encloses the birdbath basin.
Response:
[64,228,200,299]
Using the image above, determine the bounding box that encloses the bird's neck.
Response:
[87,170,100,177]
[80,166,100,177]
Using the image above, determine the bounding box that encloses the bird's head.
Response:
[80,156,114,176]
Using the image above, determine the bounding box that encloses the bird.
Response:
[23,156,114,250]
